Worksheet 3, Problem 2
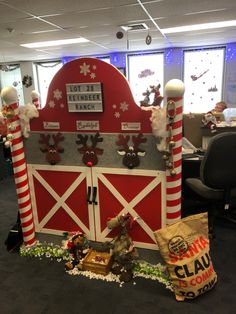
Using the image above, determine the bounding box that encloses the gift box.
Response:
[82,249,113,275]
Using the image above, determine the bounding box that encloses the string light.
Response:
[226,43,236,61]
[164,48,183,65]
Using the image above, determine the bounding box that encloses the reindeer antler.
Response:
[76,134,88,146]
[39,134,51,152]
[150,84,161,91]
[90,132,103,148]
[52,133,64,146]
[52,132,64,152]
[116,134,130,149]
[39,134,50,144]
[132,133,147,151]
[76,134,89,153]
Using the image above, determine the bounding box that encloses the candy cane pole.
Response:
[1,87,36,246]
[31,90,40,109]
[164,79,185,225]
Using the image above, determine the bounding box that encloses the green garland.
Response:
[19,241,173,290]
[20,241,70,261]
[133,261,173,290]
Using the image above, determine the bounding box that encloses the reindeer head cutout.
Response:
[76,132,103,167]
[39,133,64,165]
[116,133,147,169]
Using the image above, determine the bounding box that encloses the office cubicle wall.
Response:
[183,113,204,149]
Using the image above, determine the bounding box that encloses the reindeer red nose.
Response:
[87,161,93,167]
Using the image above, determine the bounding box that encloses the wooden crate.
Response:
[82,249,113,275]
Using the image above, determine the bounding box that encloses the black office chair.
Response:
[185,132,236,235]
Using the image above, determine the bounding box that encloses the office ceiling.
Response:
[0,0,236,63]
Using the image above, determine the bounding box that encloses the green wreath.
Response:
[22,75,33,88]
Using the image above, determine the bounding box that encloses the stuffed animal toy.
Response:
[31,90,40,109]
[107,214,139,282]
[150,84,164,107]
[18,103,39,138]
[65,232,90,271]
[140,88,151,107]
[202,111,217,133]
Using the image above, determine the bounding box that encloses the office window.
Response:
[0,64,24,106]
[97,56,110,63]
[34,61,62,107]
[184,48,225,113]
[128,53,164,105]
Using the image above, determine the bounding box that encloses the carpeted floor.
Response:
[0,176,236,314]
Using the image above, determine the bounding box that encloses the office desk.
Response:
[182,154,206,217]
[202,126,236,150]
[182,154,203,198]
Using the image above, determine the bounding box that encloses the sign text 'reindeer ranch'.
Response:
[66,83,103,112]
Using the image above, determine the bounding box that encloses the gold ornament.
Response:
[170,169,177,176]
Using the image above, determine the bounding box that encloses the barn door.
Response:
[92,167,165,250]
[28,165,165,249]
[27,164,96,240]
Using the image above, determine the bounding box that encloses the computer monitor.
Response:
[223,108,236,123]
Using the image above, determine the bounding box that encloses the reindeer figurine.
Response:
[76,132,104,167]
[106,213,139,282]
[116,133,147,169]
[39,133,64,165]
[150,84,164,107]
[140,88,151,107]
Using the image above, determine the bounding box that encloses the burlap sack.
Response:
[154,213,217,301]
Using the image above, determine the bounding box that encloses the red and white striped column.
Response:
[164,79,185,225]
[1,87,36,246]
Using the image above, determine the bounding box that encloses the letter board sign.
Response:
[66,82,103,112]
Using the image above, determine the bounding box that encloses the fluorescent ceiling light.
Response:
[161,20,236,34]
[21,37,89,48]
[184,8,226,16]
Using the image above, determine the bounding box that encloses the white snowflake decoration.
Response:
[80,62,90,76]
[60,103,65,108]
[120,101,129,112]
[92,65,97,70]
[48,100,56,108]
[114,112,120,118]
[53,89,62,100]
[90,73,96,79]
[112,104,117,109]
